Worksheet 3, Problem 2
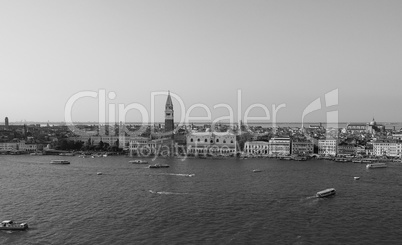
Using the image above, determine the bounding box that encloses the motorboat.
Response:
[149,164,170,169]
[97,172,103,175]
[366,163,387,169]
[316,188,336,198]
[50,160,70,164]
[253,169,262,172]
[30,152,42,156]
[59,153,75,156]
[354,177,360,180]
[129,160,148,164]
[0,220,28,230]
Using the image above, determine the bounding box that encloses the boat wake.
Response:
[304,196,316,200]
[158,173,195,177]
[149,190,189,195]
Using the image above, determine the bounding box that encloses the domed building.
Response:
[367,118,384,134]
[346,118,384,134]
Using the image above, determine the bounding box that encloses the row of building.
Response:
[245,138,402,157]
[3,132,402,158]
[0,140,38,152]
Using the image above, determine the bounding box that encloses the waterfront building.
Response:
[291,140,314,155]
[129,137,157,156]
[165,91,174,133]
[187,132,237,156]
[397,143,402,157]
[0,142,19,152]
[71,135,127,150]
[18,140,38,152]
[318,139,338,156]
[365,144,374,156]
[0,141,37,153]
[355,145,366,155]
[244,141,269,156]
[372,139,399,157]
[337,142,356,156]
[268,137,291,155]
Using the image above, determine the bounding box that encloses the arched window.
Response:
[223,140,226,144]
[190,138,193,142]
[205,139,207,142]
[231,140,234,144]
[210,140,213,143]
[216,139,219,143]
[197,138,200,142]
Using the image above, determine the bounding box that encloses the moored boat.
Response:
[149,164,170,168]
[316,188,336,198]
[253,169,262,172]
[0,220,28,230]
[50,160,70,164]
[129,160,148,164]
[59,153,75,156]
[366,163,387,169]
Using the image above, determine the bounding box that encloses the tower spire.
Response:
[165,91,174,133]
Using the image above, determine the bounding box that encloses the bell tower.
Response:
[164,91,174,133]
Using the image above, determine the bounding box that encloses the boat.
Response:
[0,220,28,230]
[129,160,148,164]
[253,169,262,172]
[97,172,103,175]
[362,159,374,163]
[354,177,360,180]
[352,159,363,163]
[366,163,387,169]
[50,160,70,164]
[293,156,307,161]
[30,152,42,156]
[316,188,336,198]
[59,153,75,156]
[149,164,170,168]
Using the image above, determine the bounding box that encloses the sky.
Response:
[1,0,401,124]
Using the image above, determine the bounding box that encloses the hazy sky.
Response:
[1,0,401,124]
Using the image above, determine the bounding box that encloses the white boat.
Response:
[97,172,103,175]
[129,160,148,164]
[366,163,387,169]
[59,153,75,156]
[253,169,262,172]
[0,220,28,230]
[50,160,70,164]
[316,188,336,198]
[354,177,360,180]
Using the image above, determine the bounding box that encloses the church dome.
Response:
[369,118,376,126]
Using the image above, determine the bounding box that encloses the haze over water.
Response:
[1,155,401,244]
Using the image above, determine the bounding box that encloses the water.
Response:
[1,155,401,244]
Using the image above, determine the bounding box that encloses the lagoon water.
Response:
[1,155,402,244]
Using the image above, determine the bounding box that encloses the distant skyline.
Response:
[1,1,401,123]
